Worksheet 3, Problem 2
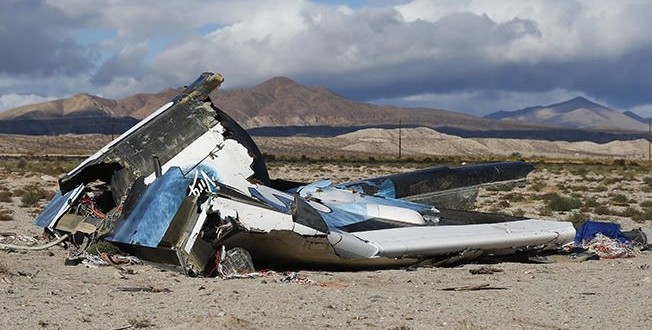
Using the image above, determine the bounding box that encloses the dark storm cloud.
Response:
[2,0,652,116]
[0,0,94,76]
[90,44,148,85]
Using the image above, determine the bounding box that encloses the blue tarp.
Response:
[574,220,631,245]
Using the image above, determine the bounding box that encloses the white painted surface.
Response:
[210,198,294,232]
[366,204,425,225]
[353,220,576,257]
[184,201,209,254]
[143,125,225,185]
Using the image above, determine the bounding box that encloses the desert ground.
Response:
[1,133,652,329]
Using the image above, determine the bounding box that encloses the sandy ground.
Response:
[1,162,651,329]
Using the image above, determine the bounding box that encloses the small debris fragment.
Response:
[441,283,507,291]
[469,266,503,275]
[116,286,172,293]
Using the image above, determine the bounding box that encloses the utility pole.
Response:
[648,120,651,164]
[398,120,402,159]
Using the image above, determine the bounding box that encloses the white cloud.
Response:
[1,0,652,114]
[628,104,652,119]
[395,0,652,62]
[0,93,57,112]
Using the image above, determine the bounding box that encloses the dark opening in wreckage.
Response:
[33,72,576,276]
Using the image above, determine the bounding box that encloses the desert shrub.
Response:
[557,183,571,193]
[512,208,526,217]
[632,208,652,222]
[566,211,590,228]
[570,192,582,199]
[593,185,608,192]
[503,192,525,202]
[640,200,652,208]
[0,209,13,221]
[20,191,41,207]
[611,194,629,205]
[541,192,560,201]
[0,190,11,202]
[583,197,599,208]
[604,177,621,185]
[594,205,614,215]
[18,184,52,207]
[548,194,582,211]
[529,181,546,192]
[498,200,511,208]
[620,207,642,219]
[568,184,590,192]
[643,176,652,187]
[570,166,588,176]
[485,184,513,192]
[538,206,553,216]
[612,159,627,166]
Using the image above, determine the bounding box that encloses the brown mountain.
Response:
[484,96,647,132]
[0,88,179,135]
[0,93,116,120]
[1,77,641,142]
[208,77,538,131]
[0,77,541,135]
[112,88,182,119]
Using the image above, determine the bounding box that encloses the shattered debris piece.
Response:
[469,266,503,275]
[216,247,256,278]
[574,221,647,248]
[28,71,584,276]
[104,254,142,265]
[573,221,648,259]
[441,283,507,291]
[582,233,640,259]
[116,286,172,293]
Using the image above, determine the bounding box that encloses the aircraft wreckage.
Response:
[33,72,576,276]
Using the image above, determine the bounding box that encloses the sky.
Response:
[1,0,652,117]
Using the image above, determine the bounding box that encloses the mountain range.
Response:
[0,77,649,140]
[484,96,649,131]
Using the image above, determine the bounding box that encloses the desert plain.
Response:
[1,131,651,329]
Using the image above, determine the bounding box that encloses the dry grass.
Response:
[0,190,11,203]
[0,208,14,221]
[13,183,54,207]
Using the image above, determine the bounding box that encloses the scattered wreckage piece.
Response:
[34,71,577,276]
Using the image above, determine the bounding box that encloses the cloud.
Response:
[91,42,149,85]
[0,93,56,112]
[153,4,542,90]
[0,0,94,77]
[1,0,652,117]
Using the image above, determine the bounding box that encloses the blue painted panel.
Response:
[107,167,191,247]
[33,185,84,228]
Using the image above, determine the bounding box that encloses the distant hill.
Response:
[0,89,178,135]
[623,110,651,125]
[484,96,648,132]
[0,78,649,141]
[207,77,537,131]
[0,76,541,135]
